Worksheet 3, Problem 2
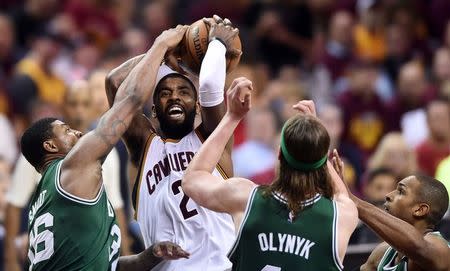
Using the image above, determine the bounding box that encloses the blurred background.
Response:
[1,0,450,270]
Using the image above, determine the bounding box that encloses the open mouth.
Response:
[383,204,389,212]
[167,104,185,120]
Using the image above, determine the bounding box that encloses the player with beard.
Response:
[105,17,241,270]
[331,151,450,271]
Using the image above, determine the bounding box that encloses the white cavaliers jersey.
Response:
[132,129,235,271]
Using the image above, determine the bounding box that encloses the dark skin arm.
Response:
[332,151,450,271]
[61,25,189,199]
[105,54,152,168]
[360,242,389,271]
[117,241,189,270]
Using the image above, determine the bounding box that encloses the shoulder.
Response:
[361,242,390,271]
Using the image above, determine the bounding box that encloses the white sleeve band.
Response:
[199,39,226,107]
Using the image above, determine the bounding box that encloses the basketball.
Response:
[180,19,242,75]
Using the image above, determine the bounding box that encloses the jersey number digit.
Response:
[28,212,54,269]
[172,179,198,220]
[261,265,282,271]
[109,224,121,271]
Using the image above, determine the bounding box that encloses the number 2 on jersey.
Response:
[172,179,198,220]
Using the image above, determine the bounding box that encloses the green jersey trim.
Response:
[54,160,104,205]
[272,192,321,207]
[332,201,344,270]
[227,186,258,257]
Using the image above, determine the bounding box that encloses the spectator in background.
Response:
[338,61,386,160]
[388,61,437,148]
[232,107,277,185]
[245,0,313,74]
[121,27,149,57]
[319,103,364,193]
[351,167,397,244]
[416,98,450,176]
[139,1,173,46]
[63,0,120,50]
[436,155,450,194]
[382,23,414,84]
[320,10,355,82]
[432,48,450,93]
[0,13,21,84]
[368,132,417,180]
[7,28,65,125]
[353,0,386,62]
[0,157,12,271]
[9,0,61,51]
[0,114,17,166]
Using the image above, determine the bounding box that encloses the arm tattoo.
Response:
[94,115,127,148]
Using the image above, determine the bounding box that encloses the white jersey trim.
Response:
[227,186,258,257]
[332,201,344,270]
[55,160,104,205]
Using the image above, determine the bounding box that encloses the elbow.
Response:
[181,173,194,197]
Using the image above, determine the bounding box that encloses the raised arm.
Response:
[331,150,450,271]
[61,25,188,198]
[104,54,152,166]
[183,78,256,219]
[354,197,449,270]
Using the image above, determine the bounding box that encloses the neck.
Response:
[39,155,64,173]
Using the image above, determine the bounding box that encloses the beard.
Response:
[156,107,196,139]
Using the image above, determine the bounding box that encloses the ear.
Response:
[43,140,58,153]
[278,149,281,161]
[151,105,157,118]
[412,203,430,219]
[195,102,200,115]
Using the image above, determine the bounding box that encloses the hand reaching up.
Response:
[152,241,190,260]
[226,77,252,120]
[292,100,316,117]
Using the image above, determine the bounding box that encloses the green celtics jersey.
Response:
[27,159,121,271]
[377,232,450,271]
[229,187,343,271]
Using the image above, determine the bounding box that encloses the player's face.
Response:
[154,76,197,138]
[383,176,420,223]
[50,120,83,154]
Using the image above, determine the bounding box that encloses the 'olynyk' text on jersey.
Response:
[257,232,316,259]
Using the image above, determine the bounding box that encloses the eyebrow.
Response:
[398,183,407,189]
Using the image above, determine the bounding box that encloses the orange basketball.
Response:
[180,19,242,75]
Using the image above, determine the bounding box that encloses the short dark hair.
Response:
[21,118,58,170]
[367,168,396,184]
[414,174,449,227]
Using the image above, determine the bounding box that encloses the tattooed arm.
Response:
[60,25,188,200]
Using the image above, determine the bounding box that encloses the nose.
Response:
[385,191,393,202]
[75,130,83,138]
[169,91,180,101]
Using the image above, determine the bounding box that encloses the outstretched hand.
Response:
[226,77,252,120]
[152,241,190,260]
[203,15,242,58]
[158,25,189,74]
[292,100,316,117]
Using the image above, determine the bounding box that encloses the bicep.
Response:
[183,173,255,213]
[412,235,450,270]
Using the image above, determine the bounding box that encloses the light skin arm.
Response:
[293,100,358,262]
[183,78,256,228]
[117,241,189,270]
[61,25,189,199]
[4,204,22,271]
[332,151,450,271]
[115,208,131,255]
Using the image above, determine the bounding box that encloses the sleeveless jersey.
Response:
[132,129,235,271]
[27,159,121,271]
[377,232,450,271]
[229,187,343,271]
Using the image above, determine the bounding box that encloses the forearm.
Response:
[355,197,428,257]
[4,204,21,262]
[199,40,226,107]
[115,209,131,255]
[188,113,240,174]
[327,161,350,199]
[105,54,145,107]
[117,245,162,270]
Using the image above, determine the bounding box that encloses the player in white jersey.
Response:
[106,17,242,270]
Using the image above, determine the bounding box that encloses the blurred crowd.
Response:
[2,0,450,269]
